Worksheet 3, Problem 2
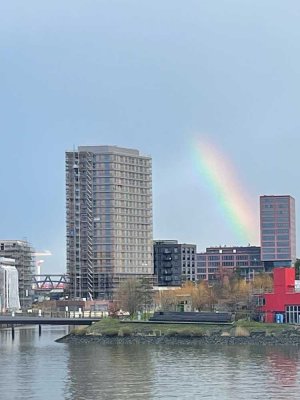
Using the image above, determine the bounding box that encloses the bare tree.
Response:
[116,278,153,316]
[252,272,273,293]
[192,281,210,311]
[157,290,178,311]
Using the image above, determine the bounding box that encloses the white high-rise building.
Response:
[66,145,153,299]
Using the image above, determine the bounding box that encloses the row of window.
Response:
[262,241,290,247]
[261,223,290,228]
[262,235,289,240]
[261,209,289,215]
[93,155,150,165]
[262,229,290,234]
[262,247,291,253]
[263,254,290,260]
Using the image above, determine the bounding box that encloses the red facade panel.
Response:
[259,268,300,323]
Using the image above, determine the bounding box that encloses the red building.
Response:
[259,267,300,323]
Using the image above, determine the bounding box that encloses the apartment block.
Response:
[0,257,20,311]
[0,240,34,308]
[154,240,196,286]
[260,195,296,269]
[66,145,153,300]
[196,246,263,281]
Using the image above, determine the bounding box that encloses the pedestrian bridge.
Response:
[0,316,100,326]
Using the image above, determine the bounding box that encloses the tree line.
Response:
[115,272,273,317]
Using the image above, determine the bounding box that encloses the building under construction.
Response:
[0,240,35,309]
[66,145,153,300]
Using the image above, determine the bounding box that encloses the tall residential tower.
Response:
[66,145,153,299]
[260,195,296,269]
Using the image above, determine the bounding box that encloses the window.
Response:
[263,254,275,259]
[262,235,275,240]
[237,255,248,261]
[277,229,289,234]
[277,235,289,240]
[208,255,220,261]
[262,223,275,228]
[277,254,290,259]
[237,261,248,267]
[277,241,290,247]
[262,241,275,247]
[257,297,265,306]
[286,306,300,324]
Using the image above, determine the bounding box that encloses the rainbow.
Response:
[192,137,258,244]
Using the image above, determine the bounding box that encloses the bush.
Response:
[221,331,230,336]
[165,330,179,337]
[118,328,131,337]
[234,327,250,337]
[102,329,119,337]
[177,329,197,337]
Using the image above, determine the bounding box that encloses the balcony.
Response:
[163,250,172,254]
[163,270,172,275]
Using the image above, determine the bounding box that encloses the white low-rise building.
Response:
[0,257,20,311]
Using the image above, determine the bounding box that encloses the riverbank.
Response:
[56,318,300,345]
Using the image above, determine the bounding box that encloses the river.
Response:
[0,326,300,399]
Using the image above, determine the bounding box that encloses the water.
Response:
[0,326,300,399]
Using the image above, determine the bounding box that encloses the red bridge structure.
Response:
[32,274,69,291]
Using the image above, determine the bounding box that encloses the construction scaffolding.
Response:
[0,240,35,309]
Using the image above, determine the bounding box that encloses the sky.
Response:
[1,0,300,273]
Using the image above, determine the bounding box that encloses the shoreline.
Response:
[57,331,300,346]
[56,318,300,346]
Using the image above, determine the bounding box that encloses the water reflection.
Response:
[66,343,154,400]
[1,328,300,400]
[0,326,69,400]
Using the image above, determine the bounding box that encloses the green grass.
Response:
[72,318,297,337]
[84,318,214,337]
[234,319,294,333]
[75,317,296,338]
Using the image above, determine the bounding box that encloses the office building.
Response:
[260,195,296,269]
[154,240,196,286]
[0,257,20,311]
[66,145,153,299]
[0,240,34,308]
[196,246,263,281]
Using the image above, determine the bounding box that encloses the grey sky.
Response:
[0,1,299,273]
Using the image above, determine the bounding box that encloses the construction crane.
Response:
[34,250,52,257]
[33,251,52,275]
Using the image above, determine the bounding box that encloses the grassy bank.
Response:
[72,318,296,338]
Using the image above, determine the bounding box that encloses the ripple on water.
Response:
[1,329,300,400]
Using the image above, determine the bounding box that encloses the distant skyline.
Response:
[1,1,300,273]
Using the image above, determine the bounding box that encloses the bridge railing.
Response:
[0,310,105,319]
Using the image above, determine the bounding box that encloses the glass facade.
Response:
[260,195,296,265]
